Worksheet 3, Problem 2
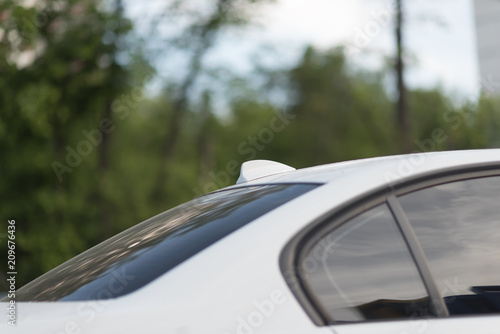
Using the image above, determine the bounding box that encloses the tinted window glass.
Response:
[399,176,500,315]
[302,204,432,323]
[12,184,317,302]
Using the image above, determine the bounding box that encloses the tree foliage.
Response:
[0,1,499,291]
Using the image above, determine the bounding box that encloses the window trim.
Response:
[387,195,449,317]
[280,162,500,326]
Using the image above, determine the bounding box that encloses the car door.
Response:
[281,169,500,334]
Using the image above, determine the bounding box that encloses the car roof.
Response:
[231,149,500,188]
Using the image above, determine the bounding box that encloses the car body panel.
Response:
[3,149,500,333]
[333,316,500,334]
[233,149,500,186]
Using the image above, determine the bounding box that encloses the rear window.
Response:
[13,184,317,301]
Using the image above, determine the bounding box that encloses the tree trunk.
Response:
[395,0,411,153]
[151,0,230,204]
[97,0,124,239]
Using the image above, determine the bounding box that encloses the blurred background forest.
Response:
[1,0,500,291]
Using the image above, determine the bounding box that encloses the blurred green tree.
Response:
[147,0,274,207]
[283,46,397,166]
[1,1,499,294]
[0,0,133,286]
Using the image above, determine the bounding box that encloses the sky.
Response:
[127,0,481,99]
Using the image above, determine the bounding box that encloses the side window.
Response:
[301,204,433,323]
[399,176,500,315]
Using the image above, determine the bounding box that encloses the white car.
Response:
[3,149,500,334]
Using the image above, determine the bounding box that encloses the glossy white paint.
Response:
[236,160,296,184]
[2,149,500,333]
[334,316,500,334]
[235,149,500,186]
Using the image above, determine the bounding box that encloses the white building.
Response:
[474,0,500,95]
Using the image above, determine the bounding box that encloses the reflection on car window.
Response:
[12,184,317,302]
[302,204,433,323]
[399,176,500,315]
